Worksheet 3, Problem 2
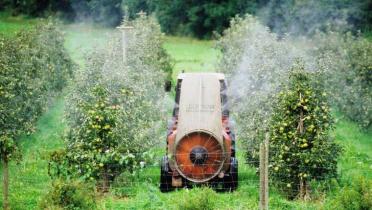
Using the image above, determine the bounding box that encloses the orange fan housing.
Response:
[175,131,224,182]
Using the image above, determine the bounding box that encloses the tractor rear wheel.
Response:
[223,157,238,192]
[160,156,173,192]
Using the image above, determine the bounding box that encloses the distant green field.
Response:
[364,30,372,41]
[164,36,220,79]
[0,15,371,210]
[64,23,114,66]
[0,12,38,36]
[63,25,220,78]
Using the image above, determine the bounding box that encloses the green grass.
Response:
[0,12,38,36]
[364,30,372,41]
[333,113,372,181]
[0,14,371,209]
[62,22,219,79]
[64,25,221,76]
[0,97,66,209]
[96,114,372,210]
[98,150,261,209]
[163,36,220,80]
[64,23,114,66]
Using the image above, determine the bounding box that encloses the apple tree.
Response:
[48,15,171,192]
[269,62,341,200]
[0,20,74,209]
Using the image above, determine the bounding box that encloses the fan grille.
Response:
[175,132,224,182]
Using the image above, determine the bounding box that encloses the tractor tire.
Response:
[223,157,238,192]
[159,156,173,192]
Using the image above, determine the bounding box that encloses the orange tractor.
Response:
[160,73,238,192]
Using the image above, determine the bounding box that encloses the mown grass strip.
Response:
[0,97,66,209]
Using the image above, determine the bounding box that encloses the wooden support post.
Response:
[260,134,269,210]
[3,159,9,210]
[117,13,134,64]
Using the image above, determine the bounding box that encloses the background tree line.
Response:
[0,0,371,38]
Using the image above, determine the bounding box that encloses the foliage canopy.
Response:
[0,20,74,163]
[269,63,340,199]
[1,0,372,38]
[49,15,171,191]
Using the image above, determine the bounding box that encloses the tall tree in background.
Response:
[1,0,371,36]
[122,0,155,18]
[70,0,123,26]
[261,0,372,36]
[348,0,372,32]
[154,0,261,38]
[154,0,187,35]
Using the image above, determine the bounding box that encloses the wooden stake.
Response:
[3,159,9,210]
[260,133,269,210]
[117,22,134,63]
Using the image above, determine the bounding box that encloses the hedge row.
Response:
[312,32,372,129]
[0,20,74,209]
[48,15,172,200]
[216,14,370,199]
[0,20,74,164]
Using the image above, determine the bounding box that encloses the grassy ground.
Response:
[163,36,220,79]
[64,23,114,66]
[0,98,66,209]
[364,30,372,41]
[64,25,220,77]
[0,15,371,209]
[334,113,372,180]
[0,12,38,36]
